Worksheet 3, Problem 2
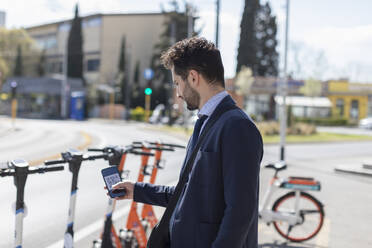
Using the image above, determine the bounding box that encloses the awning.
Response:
[275,96,332,108]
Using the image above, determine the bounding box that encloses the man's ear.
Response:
[188,69,200,88]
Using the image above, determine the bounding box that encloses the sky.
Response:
[1,0,372,83]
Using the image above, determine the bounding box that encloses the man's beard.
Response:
[183,80,200,111]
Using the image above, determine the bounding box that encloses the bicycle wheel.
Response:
[272,191,324,242]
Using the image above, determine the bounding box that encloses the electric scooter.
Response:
[45,148,107,248]
[0,159,64,248]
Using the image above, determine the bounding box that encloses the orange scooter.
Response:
[132,141,185,231]
[89,145,154,248]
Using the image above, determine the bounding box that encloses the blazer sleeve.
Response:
[212,118,263,247]
[133,182,176,208]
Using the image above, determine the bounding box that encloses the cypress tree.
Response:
[118,36,129,106]
[131,60,142,108]
[37,49,46,76]
[236,0,259,74]
[236,0,278,77]
[67,4,83,80]
[256,2,279,77]
[14,45,23,76]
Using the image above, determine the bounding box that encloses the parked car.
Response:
[359,117,372,129]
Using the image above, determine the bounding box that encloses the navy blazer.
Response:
[134,95,263,248]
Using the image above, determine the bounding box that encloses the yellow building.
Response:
[327,80,372,121]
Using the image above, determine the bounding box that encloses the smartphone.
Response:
[101,167,126,198]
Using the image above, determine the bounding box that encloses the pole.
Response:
[215,0,220,48]
[167,20,176,125]
[61,37,68,119]
[109,92,115,120]
[145,94,150,123]
[11,98,17,129]
[279,0,290,161]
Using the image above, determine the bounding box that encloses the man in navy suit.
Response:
[113,37,263,248]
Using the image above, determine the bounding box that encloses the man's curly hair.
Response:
[160,37,225,87]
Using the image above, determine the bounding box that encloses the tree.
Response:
[67,4,83,80]
[37,49,46,76]
[117,36,129,106]
[236,0,259,74]
[14,45,23,76]
[0,28,40,77]
[256,2,279,77]
[0,56,9,88]
[236,1,278,77]
[300,78,322,97]
[151,1,199,108]
[130,60,143,108]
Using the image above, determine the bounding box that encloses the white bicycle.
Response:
[259,161,325,242]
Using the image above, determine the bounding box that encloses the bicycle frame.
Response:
[259,176,301,226]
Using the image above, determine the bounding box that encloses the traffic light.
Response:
[144,88,152,95]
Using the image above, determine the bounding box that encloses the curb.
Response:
[334,165,372,177]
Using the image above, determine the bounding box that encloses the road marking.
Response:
[45,180,178,248]
[316,217,331,247]
[29,131,93,166]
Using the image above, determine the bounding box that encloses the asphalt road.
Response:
[1,118,371,248]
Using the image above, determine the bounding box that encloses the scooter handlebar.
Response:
[87,148,104,152]
[29,165,65,174]
[44,159,66,166]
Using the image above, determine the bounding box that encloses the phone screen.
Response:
[104,173,121,191]
[102,167,126,198]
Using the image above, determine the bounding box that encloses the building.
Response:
[1,77,84,119]
[0,11,5,27]
[326,80,372,121]
[25,13,169,88]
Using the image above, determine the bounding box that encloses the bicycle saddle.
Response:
[264,161,287,171]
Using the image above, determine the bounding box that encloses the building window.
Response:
[82,17,102,28]
[336,99,344,116]
[87,59,100,72]
[350,100,359,120]
[58,22,71,32]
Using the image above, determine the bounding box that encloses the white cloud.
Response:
[298,25,372,82]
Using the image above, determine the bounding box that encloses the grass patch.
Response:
[147,125,372,144]
[263,132,372,144]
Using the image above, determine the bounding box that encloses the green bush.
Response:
[295,117,348,126]
[131,106,145,121]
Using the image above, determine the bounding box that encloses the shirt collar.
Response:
[198,91,229,118]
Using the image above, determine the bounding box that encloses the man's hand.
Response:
[105,181,134,200]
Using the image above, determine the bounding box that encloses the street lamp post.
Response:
[279,0,290,161]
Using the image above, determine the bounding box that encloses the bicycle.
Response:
[0,159,64,248]
[259,161,325,242]
[44,148,108,248]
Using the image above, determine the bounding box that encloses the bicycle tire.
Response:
[272,191,324,242]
